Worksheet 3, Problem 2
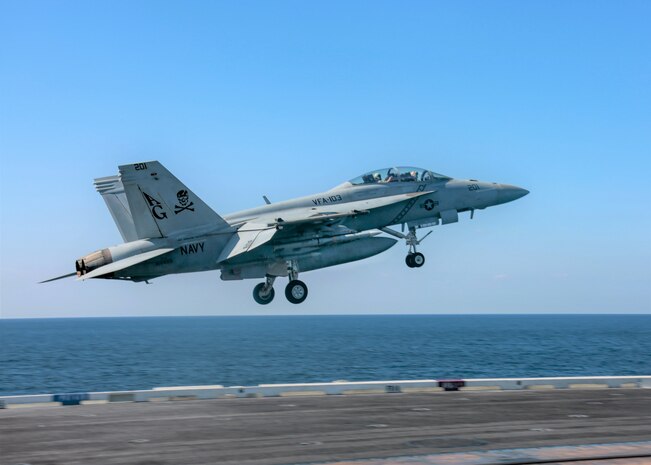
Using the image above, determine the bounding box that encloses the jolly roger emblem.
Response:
[174,189,195,214]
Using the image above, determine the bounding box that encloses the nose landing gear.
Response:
[406,252,425,268]
[404,226,428,268]
[382,226,431,269]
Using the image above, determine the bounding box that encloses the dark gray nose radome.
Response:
[496,184,529,205]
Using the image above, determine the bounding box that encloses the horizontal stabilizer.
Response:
[217,223,277,262]
[78,248,175,281]
[39,272,77,284]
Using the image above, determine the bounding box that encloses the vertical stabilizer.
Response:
[118,161,230,238]
[94,176,139,242]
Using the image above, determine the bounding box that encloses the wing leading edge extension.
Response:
[217,190,434,262]
[270,190,435,227]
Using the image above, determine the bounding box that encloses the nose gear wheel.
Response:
[406,252,425,268]
[382,226,430,269]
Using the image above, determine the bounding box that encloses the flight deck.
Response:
[2,381,650,465]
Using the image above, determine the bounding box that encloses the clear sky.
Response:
[1,0,649,317]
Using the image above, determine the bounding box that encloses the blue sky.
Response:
[1,0,649,317]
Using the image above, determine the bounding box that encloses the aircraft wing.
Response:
[77,247,176,281]
[217,222,277,262]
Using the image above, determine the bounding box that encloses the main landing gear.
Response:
[252,260,309,305]
[253,276,276,305]
[285,279,308,304]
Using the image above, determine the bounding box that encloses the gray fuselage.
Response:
[117,176,527,281]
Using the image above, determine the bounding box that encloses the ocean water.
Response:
[1,315,650,396]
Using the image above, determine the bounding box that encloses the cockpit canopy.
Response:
[347,166,451,186]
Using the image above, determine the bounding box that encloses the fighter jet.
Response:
[43,162,528,304]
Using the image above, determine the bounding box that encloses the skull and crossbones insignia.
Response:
[174,189,195,214]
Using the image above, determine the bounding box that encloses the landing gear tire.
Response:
[412,252,425,267]
[285,280,308,304]
[253,282,275,305]
[406,253,425,268]
[406,254,415,268]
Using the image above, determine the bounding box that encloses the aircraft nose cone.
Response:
[496,184,529,204]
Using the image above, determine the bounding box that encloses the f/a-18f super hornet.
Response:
[43,162,528,304]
